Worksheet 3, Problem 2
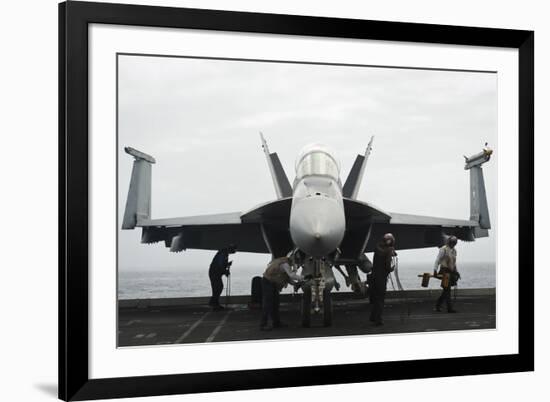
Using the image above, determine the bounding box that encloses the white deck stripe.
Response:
[205,311,232,343]
[175,312,210,343]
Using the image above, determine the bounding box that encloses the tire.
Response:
[323,288,333,327]
[302,287,312,328]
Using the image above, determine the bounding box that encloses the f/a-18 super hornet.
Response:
[122,135,493,326]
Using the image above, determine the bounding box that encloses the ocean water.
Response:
[118,261,495,300]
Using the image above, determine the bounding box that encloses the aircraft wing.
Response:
[367,213,481,252]
[388,213,478,228]
[136,213,269,253]
[132,198,293,254]
[341,198,485,257]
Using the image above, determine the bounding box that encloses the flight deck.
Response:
[118,288,495,347]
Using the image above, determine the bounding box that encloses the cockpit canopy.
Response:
[295,143,340,180]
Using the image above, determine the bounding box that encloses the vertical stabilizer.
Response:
[343,136,374,199]
[464,145,492,234]
[260,133,292,198]
[122,147,156,229]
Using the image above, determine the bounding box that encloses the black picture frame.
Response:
[59,1,534,400]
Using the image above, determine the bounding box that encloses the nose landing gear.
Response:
[301,259,334,327]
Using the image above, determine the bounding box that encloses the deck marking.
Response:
[175,311,210,343]
[205,311,232,343]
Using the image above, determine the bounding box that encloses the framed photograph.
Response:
[59,1,534,400]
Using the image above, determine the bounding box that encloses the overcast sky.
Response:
[117,54,497,272]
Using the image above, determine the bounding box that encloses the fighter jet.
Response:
[122,135,492,326]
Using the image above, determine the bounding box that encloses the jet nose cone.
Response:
[290,196,345,257]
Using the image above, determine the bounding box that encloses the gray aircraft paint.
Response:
[260,133,292,198]
[121,139,492,261]
[465,148,492,232]
[342,136,374,199]
[122,147,154,229]
[290,175,346,257]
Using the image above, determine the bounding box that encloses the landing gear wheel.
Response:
[302,287,312,328]
[323,288,333,327]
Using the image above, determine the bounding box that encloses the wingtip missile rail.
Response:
[125,146,156,164]
[464,144,492,170]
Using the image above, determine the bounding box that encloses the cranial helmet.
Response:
[383,233,395,245]
[447,236,458,247]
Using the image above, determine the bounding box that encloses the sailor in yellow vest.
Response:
[433,236,460,313]
[261,256,304,331]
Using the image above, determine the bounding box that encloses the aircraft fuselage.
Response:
[289,145,346,258]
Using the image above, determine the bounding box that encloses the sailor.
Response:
[369,233,397,326]
[208,244,237,311]
[260,256,304,331]
[433,236,460,313]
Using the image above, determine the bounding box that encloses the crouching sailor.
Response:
[260,256,304,331]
